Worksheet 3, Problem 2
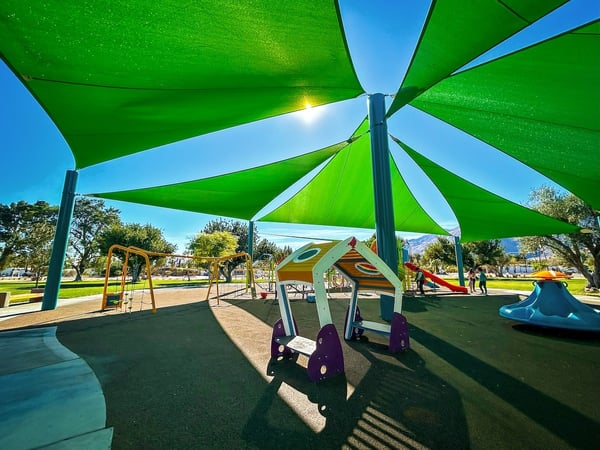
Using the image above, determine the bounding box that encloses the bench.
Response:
[274,335,316,356]
[0,292,9,308]
[3,288,45,306]
[351,319,392,336]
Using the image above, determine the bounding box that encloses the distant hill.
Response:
[406,230,520,255]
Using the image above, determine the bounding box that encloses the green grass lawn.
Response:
[0,278,214,301]
[1,275,596,304]
[457,276,594,296]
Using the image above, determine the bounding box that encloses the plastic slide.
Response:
[404,262,468,294]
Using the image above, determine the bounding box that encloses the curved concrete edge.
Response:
[0,326,112,449]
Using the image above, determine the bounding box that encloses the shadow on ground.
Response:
[5,290,598,449]
[234,293,600,449]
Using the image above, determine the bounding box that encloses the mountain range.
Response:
[406,229,520,255]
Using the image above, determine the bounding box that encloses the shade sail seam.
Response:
[497,1,536,25]
[573,30,600,36]
[423,19,599,82]
[24,75,366,93]
[411,102,599,134]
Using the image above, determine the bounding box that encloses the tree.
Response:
[187,230,238,281]
[97,223,176,282]
[0,201,58,274]
[422,237,458,272]
[493,253,513,277]
[199,219,254,282]
[189,218,291,282]
[520,186,600,289]
[22,220,55,286]
[422,237,474,273]
[67,198,121,281]
[255,239,292,265]
[463,240,505,272]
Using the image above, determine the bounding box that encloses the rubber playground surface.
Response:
[1,286,599,449]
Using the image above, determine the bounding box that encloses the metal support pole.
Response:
[247,220,254,261]
[42,170,78,310]
[247,220,256,297]
[368,93,398,321]
[454,235,465,287]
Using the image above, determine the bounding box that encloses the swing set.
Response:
[101,245,256,312]
[204,251,256,304]
[101,244,156,312]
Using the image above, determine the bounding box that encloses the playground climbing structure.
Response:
[271,237,409,382]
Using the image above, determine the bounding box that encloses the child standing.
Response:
[414,267,425,295]
[477,267,488,295]
[467,268,476,293]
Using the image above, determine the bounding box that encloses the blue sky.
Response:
[1,0,598,252]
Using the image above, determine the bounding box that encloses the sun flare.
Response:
[300,102,320,124]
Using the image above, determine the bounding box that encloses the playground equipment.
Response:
[271,237,409,382]
[499,275,600,331]
[404,262,468,294]
[102,244,157,312]
[102,245,256,311]
[200,251,255,303]
[253,254,276,294]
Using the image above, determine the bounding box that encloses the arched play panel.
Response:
[271,237,409,382]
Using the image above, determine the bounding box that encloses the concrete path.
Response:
[0,326,113,449]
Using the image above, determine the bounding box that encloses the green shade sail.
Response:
[260,133,449,236]
[387,0,566,114]
[392,137,580,242]
[409,20,600,210]
[0,0,362,168]
[89,142,349,220]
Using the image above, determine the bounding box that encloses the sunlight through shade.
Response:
[409,20,600,209]
[0,0,362,168]
[392,137,580,242]
[89,143,349,220]
[260,134,449,236]
[387,0,566,114]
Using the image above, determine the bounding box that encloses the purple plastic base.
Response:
[389,312,410,352]
[307,324,345,382]
[344,305,364,340]
[271,318,298,358]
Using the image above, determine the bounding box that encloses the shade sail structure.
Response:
[391,137,580,242]
[90,124,448,236]
[2,1,595,248]
[89,142,350,220]
[90,115,582,241]
[387,0,567,114]
[0,0,362,168]
[260,133,449,236]
[401,19,600,209]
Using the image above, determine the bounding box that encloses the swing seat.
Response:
[104,293,122,308]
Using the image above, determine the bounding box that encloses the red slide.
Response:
[404,262,468,294]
